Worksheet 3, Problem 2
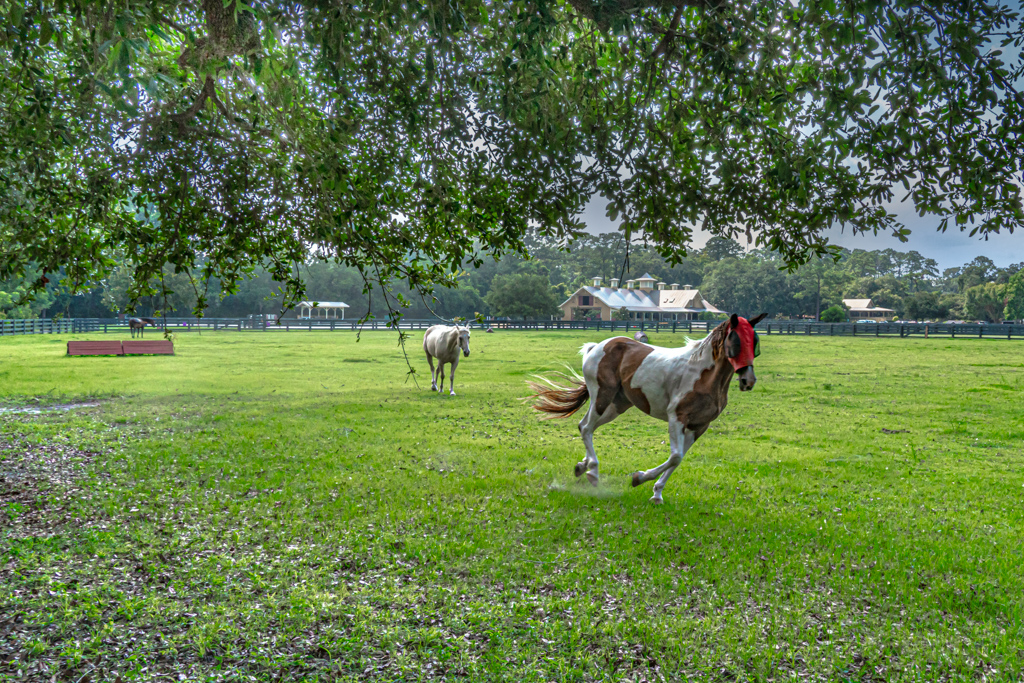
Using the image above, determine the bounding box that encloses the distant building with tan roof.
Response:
[559,274,724,322]
[842,298,895,320]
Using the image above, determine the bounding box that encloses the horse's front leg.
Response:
[448,357,459,396]
[632,415,691,504]
[437,361,446,394]
[426,354,437,391]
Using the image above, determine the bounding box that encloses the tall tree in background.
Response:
[903,291,948,321]
[956,257,1000,292]
[1005,271,1024,321]
[793,256,847,321]
[964,282,1008,322]
[2,0,1022,321]
[701,258,797,317]
[484,273,561,319]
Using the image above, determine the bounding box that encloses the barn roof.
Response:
[561,286,723,314]
[842,298,894,312]
[299,301,350,309]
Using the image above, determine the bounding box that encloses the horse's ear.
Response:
[749,313,767,326]
[729,313,739,329]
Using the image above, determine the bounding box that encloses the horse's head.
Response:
[725,313,766,391]
[458,326,471,357]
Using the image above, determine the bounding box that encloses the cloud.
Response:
[578,196,1023,270]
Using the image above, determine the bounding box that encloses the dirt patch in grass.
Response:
[0,436,100,537]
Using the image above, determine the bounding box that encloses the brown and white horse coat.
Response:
[423,324,471,396]
[528,313,765,503]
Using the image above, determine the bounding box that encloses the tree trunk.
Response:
[815,275,821,321]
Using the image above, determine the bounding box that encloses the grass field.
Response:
[2,330,1023,682]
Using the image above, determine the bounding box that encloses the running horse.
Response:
[526,313,766,503]
[128,317,157,338]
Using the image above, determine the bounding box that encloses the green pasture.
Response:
[1,330,1023,682]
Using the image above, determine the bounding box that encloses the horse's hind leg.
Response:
[437,362,445,393]
[576,388,627,487]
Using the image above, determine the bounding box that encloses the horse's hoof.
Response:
[631,471,643,488]
[649,496,663,505]
[585,472,599,487]
[573,462,586,478]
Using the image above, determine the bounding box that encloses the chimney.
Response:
[592,276,602,287]
[609,278,620,288]
[669,283,680,289]
[657,282,666,290]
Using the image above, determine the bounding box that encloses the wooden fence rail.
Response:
[0,319,76,335]
[2,317,1023,339]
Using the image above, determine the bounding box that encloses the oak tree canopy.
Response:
[2,0,1021,319]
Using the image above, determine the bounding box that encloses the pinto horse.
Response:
[128,317,157,338]
[527,313,766,503]
[423,325,471,396]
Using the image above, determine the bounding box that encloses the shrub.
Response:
[820,305,846,322]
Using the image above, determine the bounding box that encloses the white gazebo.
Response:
[297,301,349,320]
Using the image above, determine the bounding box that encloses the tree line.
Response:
[4,235,1022,323]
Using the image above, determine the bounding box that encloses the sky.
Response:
[579,197,1024,272]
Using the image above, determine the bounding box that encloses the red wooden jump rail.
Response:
[121,340,174,355]
[67,340,174,356]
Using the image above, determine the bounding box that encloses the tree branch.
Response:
[566,0,708,27]
[651,5,684,58]
[154,12,189,35]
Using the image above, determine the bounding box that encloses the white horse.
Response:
[527,313,765,503]
[423,325,471,396]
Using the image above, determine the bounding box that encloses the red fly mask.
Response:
[725,313,766,390]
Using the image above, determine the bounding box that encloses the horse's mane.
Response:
[688,319,730,364]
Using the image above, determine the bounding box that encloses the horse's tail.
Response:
[522,368,589,419]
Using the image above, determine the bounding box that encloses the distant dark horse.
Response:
[128,317,157,338]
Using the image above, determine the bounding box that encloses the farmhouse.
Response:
[559,274,724,322]
[297,301,349,319]
[842,298,895,320]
